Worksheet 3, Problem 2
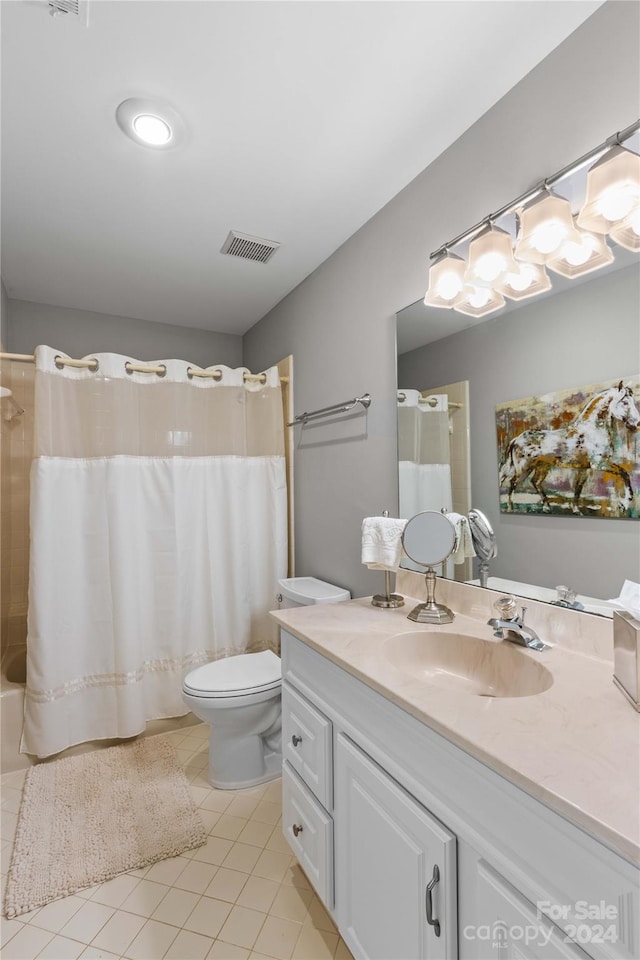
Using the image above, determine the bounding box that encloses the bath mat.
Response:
[3,736,206,918]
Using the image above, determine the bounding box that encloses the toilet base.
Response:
[206,722,282,791]
[207,749,281,790]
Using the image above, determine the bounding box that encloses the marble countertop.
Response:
[271,590,640,865]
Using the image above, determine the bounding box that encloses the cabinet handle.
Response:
[292,823,303,837]
[291,735,303,747]
[425,864,441,937]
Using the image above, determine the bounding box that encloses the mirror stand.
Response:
[372,567,405,608]
[408,568,454,624]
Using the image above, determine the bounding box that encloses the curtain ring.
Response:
[156,364,167,378]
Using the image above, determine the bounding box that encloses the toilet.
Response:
[182,577,350,789]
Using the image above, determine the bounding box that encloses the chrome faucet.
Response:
[487,596,548,652]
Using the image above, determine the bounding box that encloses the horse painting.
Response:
[497,379,640,518]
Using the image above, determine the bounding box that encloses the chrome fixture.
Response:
[552,585,584,611]
[287,393,371,427]
[424,120,640,317]
[487,596,548,652]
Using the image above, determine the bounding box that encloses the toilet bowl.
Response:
[183,651,282,789]
[183,577,350,789]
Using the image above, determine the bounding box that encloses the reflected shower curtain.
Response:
[397,390,452,519]
[23,346,287,757]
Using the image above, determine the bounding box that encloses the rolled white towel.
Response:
[361,516,407,572]
[446,512,476,565]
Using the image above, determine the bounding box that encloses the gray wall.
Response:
[398,266,640,599]
[243,1,640,599]
[7,299,242,368]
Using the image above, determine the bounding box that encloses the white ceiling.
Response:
[1,0,602,336]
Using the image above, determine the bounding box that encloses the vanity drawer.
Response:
[283,761,334,909]
[282,680,333,809]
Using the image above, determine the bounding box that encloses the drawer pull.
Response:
[292,823,304,837]
[425,864,441,937]
[291,735,303,747]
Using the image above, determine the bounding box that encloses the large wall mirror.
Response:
[395,149,640,617]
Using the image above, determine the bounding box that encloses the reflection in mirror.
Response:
[402,511,456,624]
[396,260,639,619]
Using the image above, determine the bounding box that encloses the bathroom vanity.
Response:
[272,582,639,960]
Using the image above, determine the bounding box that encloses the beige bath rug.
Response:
[3,736,206,918]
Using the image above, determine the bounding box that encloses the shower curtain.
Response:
[23,345,287,758]
[398,390,453,575]
[397,390,452,518]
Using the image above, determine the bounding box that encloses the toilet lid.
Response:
[183,650,281,697]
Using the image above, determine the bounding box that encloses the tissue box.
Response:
[613,610,640,711]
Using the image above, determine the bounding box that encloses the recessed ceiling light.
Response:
[116,98,183,149]
[132,114,172,146]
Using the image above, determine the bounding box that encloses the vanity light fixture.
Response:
[453,284,505,318]
[495,262,551,301]
[423,119,639,313]
[116,98,183,149]
[547,217,613,278]
[464,224,519,287]
[577,145,640,235]
[610,208,640,252]
[515,192,584,264]
[423,252,466,308]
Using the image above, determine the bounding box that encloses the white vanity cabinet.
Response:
[280,630,639,960]
[335,732,457,960]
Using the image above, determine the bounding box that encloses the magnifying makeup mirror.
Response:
[401,511,456,624]
[467,508,498,588]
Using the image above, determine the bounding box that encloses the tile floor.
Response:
[0,725,355,960]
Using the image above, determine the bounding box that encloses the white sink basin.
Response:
[384,631,553,698]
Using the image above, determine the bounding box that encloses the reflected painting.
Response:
[497,377,640,518]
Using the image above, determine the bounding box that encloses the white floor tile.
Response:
[124,919,179,960]
[60,901,115,945]
[36,934,86,959]
[0,924,53,960]
[90,910,146,956]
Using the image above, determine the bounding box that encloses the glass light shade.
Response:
[577,145,640,234]
[464,225,519,288]
[609,206,640,252]
[495,262,551,301]
[453,284,505,318]
[424,253,467,309]
[547,217,614,278]
[515,193,583,264]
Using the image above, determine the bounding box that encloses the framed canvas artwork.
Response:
[496,377,640,518]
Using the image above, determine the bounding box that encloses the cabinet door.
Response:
[468,860,592,960]
[335,734,457,960]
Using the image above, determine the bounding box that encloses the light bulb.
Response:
[468,287,492,309]
[474,252,506,283]
[133,114,172,145]
[596,184,637,222]
[562,237,594,266]
[436,271,463,301]
[530,219,567,255]
[506,264,536,292]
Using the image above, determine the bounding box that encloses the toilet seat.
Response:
[183,650,281,699]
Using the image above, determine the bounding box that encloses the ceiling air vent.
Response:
[48,0,89,26]
[220,231,280,264]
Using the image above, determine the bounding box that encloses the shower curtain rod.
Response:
[0,352,289,384]
[397,392,463,409]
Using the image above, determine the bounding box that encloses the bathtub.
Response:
[0,642,200,773]
[1,643,29,774]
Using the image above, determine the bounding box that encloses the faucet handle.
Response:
[494,595,518,620]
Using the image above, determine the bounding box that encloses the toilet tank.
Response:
[277,577,350,609]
